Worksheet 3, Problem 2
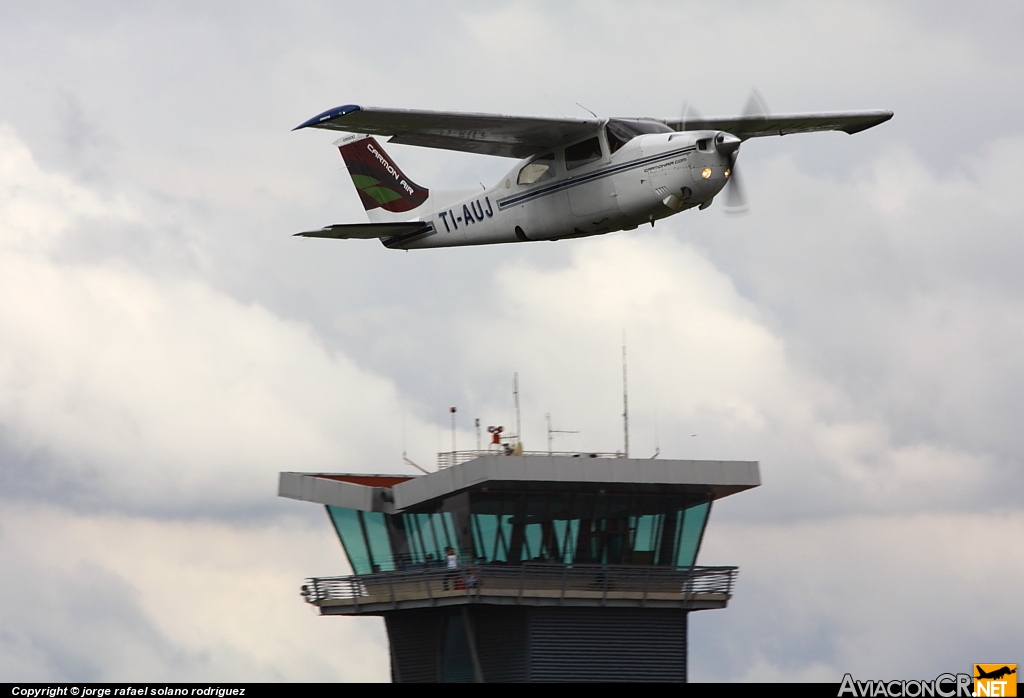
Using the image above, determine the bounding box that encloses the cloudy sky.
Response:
[1,0,1021,682]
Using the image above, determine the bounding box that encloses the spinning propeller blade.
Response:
[723,151,748,214]
[722,88,769,215]
[679,102,703,132]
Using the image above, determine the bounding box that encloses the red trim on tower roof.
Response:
[316,474,414,488]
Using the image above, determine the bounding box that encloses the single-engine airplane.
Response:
[293,103,892,249]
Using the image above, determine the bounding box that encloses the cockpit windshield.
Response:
[606,118,674,154]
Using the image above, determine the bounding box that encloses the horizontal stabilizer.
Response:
[295,221,437,248]
[294,221,432,240]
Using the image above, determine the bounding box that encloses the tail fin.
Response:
[335,134,429,216]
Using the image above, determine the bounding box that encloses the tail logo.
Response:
[338,137,429,213]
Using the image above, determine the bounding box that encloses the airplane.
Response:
[975,666,1016,681]
[292,102,893,250]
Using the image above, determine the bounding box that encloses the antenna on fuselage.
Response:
[576,103,598,119]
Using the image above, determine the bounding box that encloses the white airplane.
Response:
[293,103,892,249]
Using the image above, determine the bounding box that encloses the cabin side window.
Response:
[517,153,555,185]
[564,137,602,170]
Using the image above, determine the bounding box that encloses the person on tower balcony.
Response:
[444,546,459,590]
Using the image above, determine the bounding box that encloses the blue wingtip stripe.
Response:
[292,104,362,131]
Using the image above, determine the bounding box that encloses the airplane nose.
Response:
[714,132,741,156]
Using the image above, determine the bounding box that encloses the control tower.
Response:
[279,451,759,682]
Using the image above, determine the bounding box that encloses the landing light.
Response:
[701,168,712,179]
[724,169,731,178]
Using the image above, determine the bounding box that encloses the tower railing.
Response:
[301,563,737,609]
[436,449,626,469]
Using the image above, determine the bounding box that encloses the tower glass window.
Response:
[329,492,712,572]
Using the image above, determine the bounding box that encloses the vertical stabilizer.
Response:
[335,134,429,220]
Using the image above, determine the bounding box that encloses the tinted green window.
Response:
[472,514,499,562]
[495,513,513,562]
[403,512,457,566]
[562,519,579,562]
[362,511,396,572]
[440,512,458,548]
[676,502,710,567]
[464,491,711,568]
[327,506,371,575]
[418,513,440,555]
[403,514,426,564]
[522,522,543,561]
[633,514,661,551]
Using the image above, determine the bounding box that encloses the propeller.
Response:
[723,89,769,215]
[741,88,771,122]
[679,101,703,132]
[683,89,770,215]
[722,145,747,214]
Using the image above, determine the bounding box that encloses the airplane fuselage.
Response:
[391,128,734,249]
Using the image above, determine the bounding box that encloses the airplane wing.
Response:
[294,105,891,156]
[664,110,893,140]
[295,221,433,241]
[293,105,600,159]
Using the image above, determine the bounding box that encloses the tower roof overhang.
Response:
[279,455,759,514]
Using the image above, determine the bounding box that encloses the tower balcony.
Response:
[302,562,738,615]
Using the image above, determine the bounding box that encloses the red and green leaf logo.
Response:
[338,137,429,212]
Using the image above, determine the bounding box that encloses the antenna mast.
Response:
[450,406,457,455]
[546,412,579,455]
[513,372,522,447]
[622,335,629,458]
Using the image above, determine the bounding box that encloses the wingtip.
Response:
[294,226,337,237]
[292,104,362,131]
[841,110,895,135]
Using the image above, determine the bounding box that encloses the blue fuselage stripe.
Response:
[496,145,696,209]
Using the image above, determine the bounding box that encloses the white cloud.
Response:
[692,512,1024,681]
[0,503,389,682]
[459,233,993,514]
[0,124,437,512]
